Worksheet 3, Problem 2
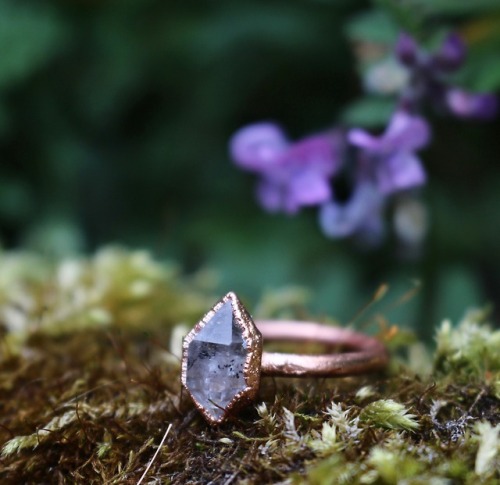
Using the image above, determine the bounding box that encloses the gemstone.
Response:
[181,292,262,424]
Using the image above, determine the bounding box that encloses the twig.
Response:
[136,423,172,485]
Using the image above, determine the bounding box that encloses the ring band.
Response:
[258,320,388,377]
[181,292,389,425]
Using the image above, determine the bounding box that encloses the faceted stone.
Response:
[182,293,262,424]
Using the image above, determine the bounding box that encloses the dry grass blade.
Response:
[136,423,172,485]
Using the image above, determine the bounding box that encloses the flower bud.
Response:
[433,33,466,72]
[395,33,418,67]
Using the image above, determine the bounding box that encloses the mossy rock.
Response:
[0,248,498,483]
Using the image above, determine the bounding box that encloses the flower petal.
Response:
[288,170,332,207]
[283,132,341,176]
[446,89,498,120]
[319,183,383,238]
[256,178,284,213]
[230,122,288,172]
[348,129,382,151]
[349,112,430,154]
[376,151,426,194]
[395,32,419,67]
[433,32,466,72]
[383,111,431,152]
[355,212,385,248]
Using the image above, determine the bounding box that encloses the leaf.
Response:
[458,42,500,91]
[345,9,399,44]
[341,97,396,128]
[0,3,67,88]
[373,0,424,37]
[407,0,500,16]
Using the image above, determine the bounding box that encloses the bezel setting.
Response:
[181,292,263,425]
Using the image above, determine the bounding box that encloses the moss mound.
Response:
[0,248,498,484]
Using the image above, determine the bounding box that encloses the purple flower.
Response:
[432,33,467,72]
[396,32,466,73]
[229,123,288,172]
[319,182,384,241]
[395,33,419,67]
[318,111,429,243]
[446,89,498,120]
[395,32,497,120]
[348,111,430,194]
[230,122,342,214]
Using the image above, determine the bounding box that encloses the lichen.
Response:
[0,248,499,483]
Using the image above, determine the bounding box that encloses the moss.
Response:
[473,421,500,478]
[0,248,499,483]
[359,399,419,431]
[434,308,500,379]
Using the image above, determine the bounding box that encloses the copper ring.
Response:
[181,292,389,425]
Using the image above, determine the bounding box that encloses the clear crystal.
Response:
[185,301,248,421]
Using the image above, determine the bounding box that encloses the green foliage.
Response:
[408,0,500,16]
[0,0,499,339]
[341,96,397,127]
[345,0,500,119]
[346,9,399,43]
[0,3,67,90]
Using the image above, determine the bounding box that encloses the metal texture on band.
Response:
[257,320,389,377]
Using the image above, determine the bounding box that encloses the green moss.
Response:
[359,399,419,431]
[434,308,500,379]
[0,248,499,483]
[473,421,500,478]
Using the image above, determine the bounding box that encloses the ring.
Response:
[181,292,389,425]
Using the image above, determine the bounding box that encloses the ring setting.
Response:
[181,292,389,425]
[181,292,262,425]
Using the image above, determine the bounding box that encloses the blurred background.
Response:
[1,0,500,339]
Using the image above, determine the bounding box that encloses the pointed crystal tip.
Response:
[181,292,262,424]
